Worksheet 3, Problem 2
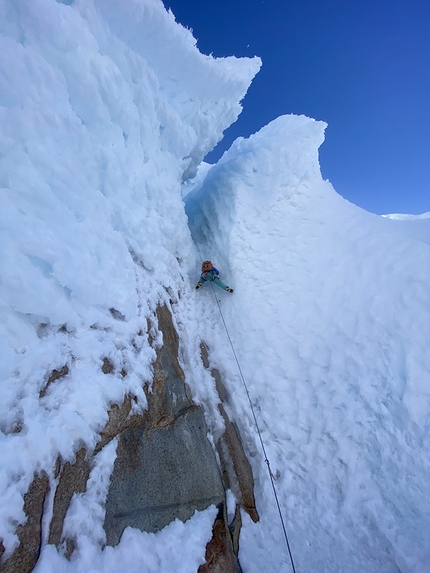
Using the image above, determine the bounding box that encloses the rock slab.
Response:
[104,408,225,544]
[103,305,225,545]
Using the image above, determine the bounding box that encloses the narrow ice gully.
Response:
[0,1,429,572]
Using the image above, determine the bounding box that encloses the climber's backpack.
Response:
[201,260,213,272]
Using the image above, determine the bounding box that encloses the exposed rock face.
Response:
[104,409,225,542]
[48,448,90,546]
[217,404,259,523]
[199,342,259,572]
[0,473,49,573]
[200,342,259,524]
[2,305,258,573]
[198,505,242,573]
[103,304,225,544]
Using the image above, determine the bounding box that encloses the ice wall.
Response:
[185,114,430,572]
[0,0,259,560]
[0,0,260,329]
[2,0,429,571]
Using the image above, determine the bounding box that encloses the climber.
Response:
[196,260,233,293]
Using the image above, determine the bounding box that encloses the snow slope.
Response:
[1,0,430,572]
[185,115,430,573]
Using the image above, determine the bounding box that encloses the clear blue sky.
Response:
[163,0,429,215]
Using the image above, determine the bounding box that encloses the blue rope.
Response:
[210,282,297,573]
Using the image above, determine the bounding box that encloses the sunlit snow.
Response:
[0,1,429,572]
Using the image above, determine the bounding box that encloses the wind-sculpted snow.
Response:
[0,0,259,566]
[1,0,429,571]
[382,213,430,245]
[185,115,430,572]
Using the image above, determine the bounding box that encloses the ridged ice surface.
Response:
[1,0,429,571]
[185,114,430,573]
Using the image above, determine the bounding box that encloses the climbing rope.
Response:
[210,282,298,573]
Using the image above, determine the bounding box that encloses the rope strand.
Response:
[210,282,297,573]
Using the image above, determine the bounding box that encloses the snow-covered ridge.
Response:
[95,0,261,177]
[383,212,430,220]
[382,212,430,244]
[186,113,430,572]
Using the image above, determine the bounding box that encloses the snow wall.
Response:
[0,0,260,570]
[185,115,430,572]
[1,0,430,572]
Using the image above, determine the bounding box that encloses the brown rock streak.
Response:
[0,472,49,573]
[48,448,90,546]
[198,505,242,573]
[198,341,260,572]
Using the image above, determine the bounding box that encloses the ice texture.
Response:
[1,0,429,572]
[0,0,258,567]
[185,114,430,572]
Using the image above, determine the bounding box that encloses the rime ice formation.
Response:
[185,115,430,572]
[1,1,429,573]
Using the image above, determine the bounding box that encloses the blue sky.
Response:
[163,0,429,215]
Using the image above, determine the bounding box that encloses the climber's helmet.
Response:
[201,260,213,272]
